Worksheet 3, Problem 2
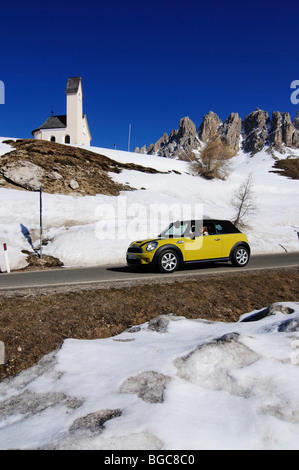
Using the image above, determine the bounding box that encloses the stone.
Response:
[175,333,260,394]
[1,160,44,191]
[51,170,62,180]
[69,179,79,190]
[69,409,122,432]
[119,371,171,403]
[148,315,170,333]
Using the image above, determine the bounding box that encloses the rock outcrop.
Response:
[135,108,299,159]
[146,117,200,161]
[293,111,299,131]
[2,160,44,191]
[269,111,299,150]
[221,112,242,153]
[242,108,270,154]
[198,111,222,142]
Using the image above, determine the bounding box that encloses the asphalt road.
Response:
[0,252,298,291]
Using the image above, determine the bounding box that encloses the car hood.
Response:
[130,238,163,247]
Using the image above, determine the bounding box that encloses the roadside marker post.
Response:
[3,243,10,273]
[0,340,4,365]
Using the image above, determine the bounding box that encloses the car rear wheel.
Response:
[158,250,179,273]
[231,246,249,267]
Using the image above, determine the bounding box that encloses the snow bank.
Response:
[0,302,299,450]
[0,138,299,270]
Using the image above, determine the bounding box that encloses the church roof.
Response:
[32,114,66,135]
[65,77,81,94]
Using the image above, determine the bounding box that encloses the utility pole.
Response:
[40,185,43,259]
[128,123,131,152]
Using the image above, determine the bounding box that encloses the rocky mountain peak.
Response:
[221,113,242,153]
[142,116,200,161]
[242,108,270,154]
[198,111,222,142]
[135,108,299,160]
[269,111,299,150]
[293,111,299,131]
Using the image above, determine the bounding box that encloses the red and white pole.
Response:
[3,243,10,273]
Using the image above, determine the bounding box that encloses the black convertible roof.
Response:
[175,219,241,234]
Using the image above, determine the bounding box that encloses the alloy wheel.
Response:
[235,247,249,266]
[160,251,178,273]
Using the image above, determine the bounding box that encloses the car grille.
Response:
[127,258,142,265]
[127,246,143,253]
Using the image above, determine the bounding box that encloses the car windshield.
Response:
[159,221,203,238]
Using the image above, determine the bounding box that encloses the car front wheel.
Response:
[231,246,249,267]
[158,250,179,273]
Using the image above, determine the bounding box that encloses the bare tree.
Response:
[231,174,257,229]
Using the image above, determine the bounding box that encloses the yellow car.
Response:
[126,219,250,273]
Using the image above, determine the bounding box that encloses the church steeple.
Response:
[32,76,91,146]
[66,77,83,141]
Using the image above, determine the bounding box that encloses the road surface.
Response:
[0,252,298,291]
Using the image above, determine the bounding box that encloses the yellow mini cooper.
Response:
[126,219,250,273]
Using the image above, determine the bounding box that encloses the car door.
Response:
[214,221,235,257]
[183,222,223,261]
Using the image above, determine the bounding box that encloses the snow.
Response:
[0,138,299,450]
[0,138,299,271]
[0,303,299,450]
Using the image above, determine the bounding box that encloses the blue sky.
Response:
[0,0,298,150]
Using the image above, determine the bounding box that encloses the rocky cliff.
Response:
[135,109,299,160]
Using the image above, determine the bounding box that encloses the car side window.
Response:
[182,221,202,238]
[206,223,216,235]
[215,223,226,234]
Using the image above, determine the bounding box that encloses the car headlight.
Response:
[146,241,158,251]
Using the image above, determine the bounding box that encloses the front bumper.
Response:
[126,250,155,266]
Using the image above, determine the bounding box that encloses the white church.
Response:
[32,77,91,146]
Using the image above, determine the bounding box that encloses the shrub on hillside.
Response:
[191,135,235,180]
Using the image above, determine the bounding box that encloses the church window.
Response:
[65,135,70,144]
[50,136,56,142]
